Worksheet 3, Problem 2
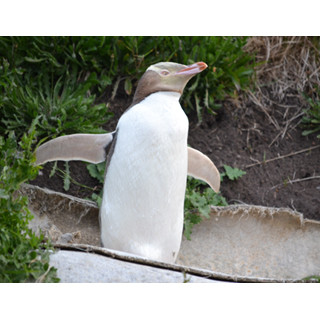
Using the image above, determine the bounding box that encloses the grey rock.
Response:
[50,250,216,283]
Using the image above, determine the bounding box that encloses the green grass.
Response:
[111,36,256,121]
[0,57,112,140]
[0,119,59,282]
[0,36,256,133]
[302,87,320,139]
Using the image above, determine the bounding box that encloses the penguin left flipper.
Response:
[187,147,220,193]
[35,132,114,165]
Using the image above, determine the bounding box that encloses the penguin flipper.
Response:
[35,133,114,165]
[187,147,220,192]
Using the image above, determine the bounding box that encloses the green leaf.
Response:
[87,162,105,184]
[49,161,58,178]
[223,165,246,181]
[124,77,132,95]
[63,162,70,191]
[24,57,46,63]
[0,123,59,283]
[91,192,103,207]
[183,177,228,240]
[0,189,9,199]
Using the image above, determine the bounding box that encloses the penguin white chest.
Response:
[100,91,188,263]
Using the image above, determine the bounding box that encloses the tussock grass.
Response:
[243,36,320,144]
[245,36,320,97]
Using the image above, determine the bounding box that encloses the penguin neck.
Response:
[150,91,181,100]
[130,90,181,109]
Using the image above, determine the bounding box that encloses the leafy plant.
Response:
[0,36,256,125]
[184,177,228,240]
[86,162,105,205]
[184,165,247,239]
[49,161,96,194]
[0,36,113,92]
[0,62,112,140]
[221,165,246,182]
[87,162,105,184]
[303,275,320,282]
[112,36,256,121]
[176,37,255,120]
[0,119,59,282]
[301,88,320,139]
[86,162,105,206]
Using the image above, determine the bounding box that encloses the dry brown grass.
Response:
[242,36,320,145]
[245,36,320,97]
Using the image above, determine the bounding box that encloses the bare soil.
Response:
[31,82,320,221]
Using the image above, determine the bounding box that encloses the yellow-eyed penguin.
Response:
[36,61,220,264]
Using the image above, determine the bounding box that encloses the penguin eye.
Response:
[160,70,170,76]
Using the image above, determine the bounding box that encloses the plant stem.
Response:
[244,145,320,169]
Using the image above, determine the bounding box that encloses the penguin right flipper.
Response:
[187,147,220,193]
[35,132,114,165]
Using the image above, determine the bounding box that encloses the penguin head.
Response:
[132,61,207,105]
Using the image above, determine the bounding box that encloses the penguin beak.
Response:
[176,62,208,76]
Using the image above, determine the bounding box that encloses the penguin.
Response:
[36,61,220,264]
